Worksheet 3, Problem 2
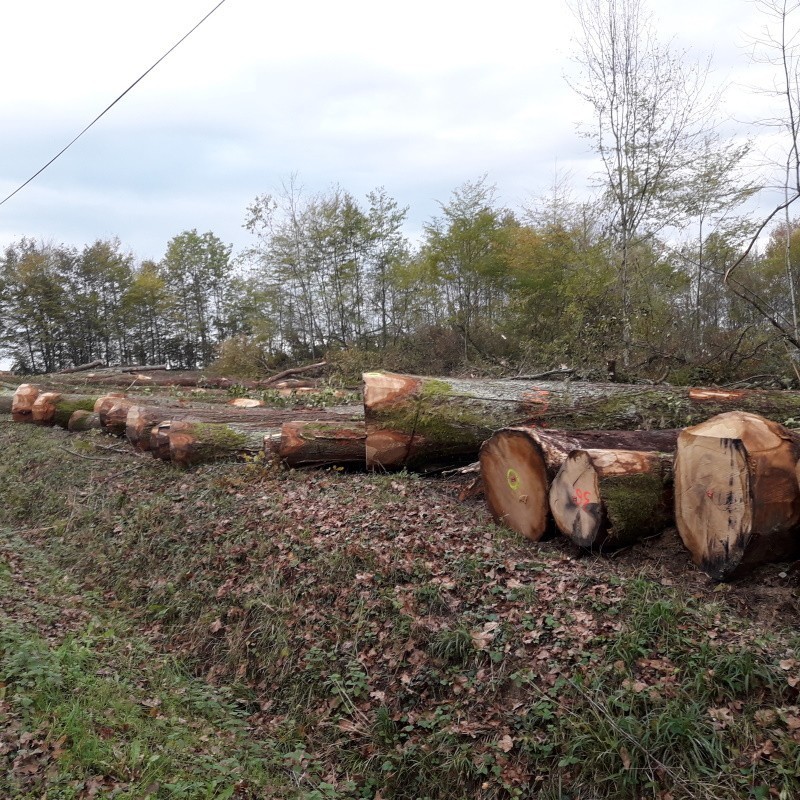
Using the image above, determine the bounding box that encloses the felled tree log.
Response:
[228,398,265,408]
[480,427,679,541]
[674,411,800,580]
[11,384,40,422]
[362,371,800,469]
[278,421,366,467]
[165,420,281,467]
[67,410,102,432]
[94,394,133,436]
[127,404,363,452]
[31,392,98,427]
[0,394,14,414]
[58,359,105,374]
[264,360,327,384]
[549,449,674,550]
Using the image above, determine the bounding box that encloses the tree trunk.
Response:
[479,427,679,541]
[68,410,102,432]
[279,421,366,467]
[0,393,14,414]
[127,404,362,452]
[549,449,674,550]
[31,392,99,427]
[166,420,280,467]
[674,411,800,580]
[11,384,40,422]
[362,371,800,469]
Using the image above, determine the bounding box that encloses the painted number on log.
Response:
[573,489,592,508]
[507,468,521,491]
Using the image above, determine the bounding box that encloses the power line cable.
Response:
[0,0,230,209]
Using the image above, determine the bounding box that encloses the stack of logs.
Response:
[5,371,800,581]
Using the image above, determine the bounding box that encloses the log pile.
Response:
[5,370,800,581]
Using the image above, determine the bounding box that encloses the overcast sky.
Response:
[0,0,784,263]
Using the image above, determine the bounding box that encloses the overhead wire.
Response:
[0,0,230,209]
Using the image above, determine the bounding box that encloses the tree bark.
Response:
[11,384,40,422]
[674,411,800,580]
[119,364,168,373]
[279,421,366,467]
[165,420,281,467]
[126,404,362,452]
[67,410,102,432]
[362,371,800,469]
[31,392,99,427]
[549,449,674,550]
[93,394,132,436]
[479,427,679,542]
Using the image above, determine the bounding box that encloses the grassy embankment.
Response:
[1,416,800,799]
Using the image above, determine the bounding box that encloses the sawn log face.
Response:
[674,411,800,580]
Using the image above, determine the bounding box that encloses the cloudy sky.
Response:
[0,0,784,262]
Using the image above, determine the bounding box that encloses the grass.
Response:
[2,418,800,798]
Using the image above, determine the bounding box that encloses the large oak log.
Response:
[549,449,674,550]
[278,421,366,467]
[480,427,679,541]
[362,371,800,469]
[674,411,800,580]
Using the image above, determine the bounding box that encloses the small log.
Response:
[674,411,800,580]
[549,449,674,550]
[31,392,98,427]
[480,427,679,541]
[12,384,40,422]
[167,420,280,467]
[58,359,105,374]
[279,421,366,467]
[119,364,167,373]
[127,403,363,452]
[0,394,12,414]
[263,360,327,385]
[67,410,102,432]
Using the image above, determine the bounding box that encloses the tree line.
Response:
[1,0,800,383]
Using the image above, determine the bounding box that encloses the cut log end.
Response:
[12,383,40,422]
[549,450,604,548]
[479,429,549,541]
[550,449,673,550]
[674,411,800,580]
